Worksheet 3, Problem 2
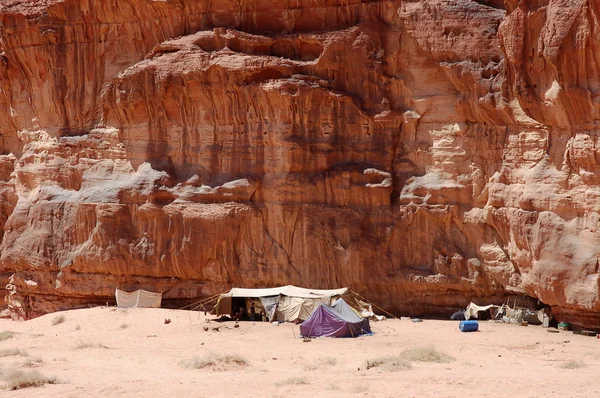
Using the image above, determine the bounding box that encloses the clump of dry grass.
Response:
[304,356,337,370]
[276,377,308,387]
[120,324,128,330]
[179,354,248,371]
[351,384,369,393]
[559,360,586,369]
[2,369,57,390]
[51,315,66,326]
[0,348,27,357]
[399,346,454,363]
[74,324,81,331]
[74,341,109,350]
[363,356,412,371]
[0,331,15,341]
[22,357,44,368]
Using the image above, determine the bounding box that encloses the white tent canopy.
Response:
[225,286,349,299]
[116,289,162,308]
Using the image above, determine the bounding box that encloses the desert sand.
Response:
[0,307,598,397]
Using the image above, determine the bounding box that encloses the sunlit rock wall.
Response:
[1,0,599,327]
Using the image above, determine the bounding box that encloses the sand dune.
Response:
[0,308,598,397]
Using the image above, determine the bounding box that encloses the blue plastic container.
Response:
[459,320,479,332]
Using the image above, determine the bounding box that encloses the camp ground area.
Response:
[1,307,599,397]
[213,285,359,323]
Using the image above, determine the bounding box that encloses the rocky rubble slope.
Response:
[1,0,600,327]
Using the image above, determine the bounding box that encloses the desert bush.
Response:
[363,356,412,371]
[74,324,81,331]
[120,324,128,330]
[560,360,586,369]
[304,356,337,370]
[351,384,369,393]
[0,331,15,341]
[276,377,308,387]
[51,315,66,326]
[180,354,248,371]
[0,348,27,357]
[399,346,454,363]
[74,341,108,350]
[22,357,43,368]
[2,369,57,390]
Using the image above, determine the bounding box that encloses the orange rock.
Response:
[0,0,599,328]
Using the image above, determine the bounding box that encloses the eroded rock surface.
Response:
[1,0,600,327]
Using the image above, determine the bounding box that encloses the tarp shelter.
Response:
[300,298,372,338]
[465,302,553,326]
[464,303,504,320]
[116,289,162,308]
[213,285,364,323]
[503,306,552,325]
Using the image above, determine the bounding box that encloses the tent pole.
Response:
[177,292,225,311]
[353,292,397,319]
[189,295,220,312]
[198,294,222,307]
[196,292,225,305]
[179,293,222,310]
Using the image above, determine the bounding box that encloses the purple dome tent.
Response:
[299,299,372,338]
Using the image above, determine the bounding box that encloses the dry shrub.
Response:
[560,360,586,369]
[276,377,308,387]
[2,369,57,390]
[74,341,109,350]
[323,357,337,366]
[120,324,128,330]
[400,346,454,363]
[51,315,66,326]
[0,331,15,341]
[304,356,337,370]
[22,357,44,368]
[180,354,248,371]
[351,384,369,393]
[74,324,81,331]
[0,348,27,357]
[363,356,412,371]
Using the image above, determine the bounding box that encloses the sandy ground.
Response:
[0,307,598,397]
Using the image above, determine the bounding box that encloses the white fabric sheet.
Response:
[464,303,501,320]
[227,285,348,299]
[116,289,162,308]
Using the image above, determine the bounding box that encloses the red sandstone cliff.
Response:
[1,0,599,327]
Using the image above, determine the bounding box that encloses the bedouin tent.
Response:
[115,289,162,308]
[213,285,369,323]
[300,298,372,338]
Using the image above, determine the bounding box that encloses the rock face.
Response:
[1,0,600,327]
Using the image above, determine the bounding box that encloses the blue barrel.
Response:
[459,320,479,332]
